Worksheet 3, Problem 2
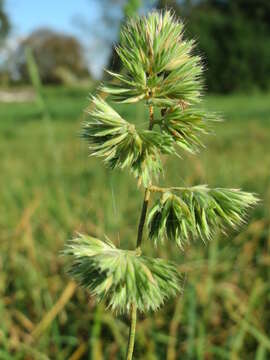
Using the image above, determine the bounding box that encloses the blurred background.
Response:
[0,0,270,359]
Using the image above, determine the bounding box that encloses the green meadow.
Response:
[1,86,270,359]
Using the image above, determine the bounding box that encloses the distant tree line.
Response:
[0,1,90,85]
[2,0,270,92]
[16,29,89,84]
[107,0,270,93]
[157,0,270,93]
[0,0,10,43]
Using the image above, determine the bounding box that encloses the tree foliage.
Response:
[187,7,270,93]
[16,29,89,84]
[0,0,10,44]
[157,0,270,93]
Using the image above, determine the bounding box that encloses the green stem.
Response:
[90,304,102,360]
[149,104,154,130]
[136,187,151,249]
[137,104,154,249]
[126,104,154,360]
[126,304,137,360]
[149,185,207,193]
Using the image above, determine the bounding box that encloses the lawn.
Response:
[1,86,270,359]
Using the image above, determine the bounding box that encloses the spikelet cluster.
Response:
[82,96,175,185]
[64,235,182,314]
[102,11,203,107]
[82,12,213,186]
[148,186,259,248]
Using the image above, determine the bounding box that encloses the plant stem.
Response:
[126,105,154,360]
[126,104,154,360]
[136,187,151,249]
[137,104,154,250]
[149,104,154,130]
[149,185,188,193]
[126,304,137,360]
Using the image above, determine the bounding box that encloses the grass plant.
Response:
[63,11,258,359]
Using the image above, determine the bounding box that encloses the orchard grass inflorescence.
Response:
[63,10,258,360]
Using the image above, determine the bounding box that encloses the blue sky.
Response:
[6,0,98,37]
[5,0,107,76]
[4,0,153,76]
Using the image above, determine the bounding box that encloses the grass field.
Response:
[1,86,270,359]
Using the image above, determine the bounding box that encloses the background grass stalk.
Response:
[126,304,137,360]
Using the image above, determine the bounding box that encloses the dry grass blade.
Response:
[31,281,77,340]
[166,297,183,360]
[14,195,40,236]
[68,342,88,360]
[13,310,34,332]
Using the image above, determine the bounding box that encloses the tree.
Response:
[156,0,270,92]
[0,0,10,45]
[200,0,270,24]
[186,2,270,92]
[16,29,89,84]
